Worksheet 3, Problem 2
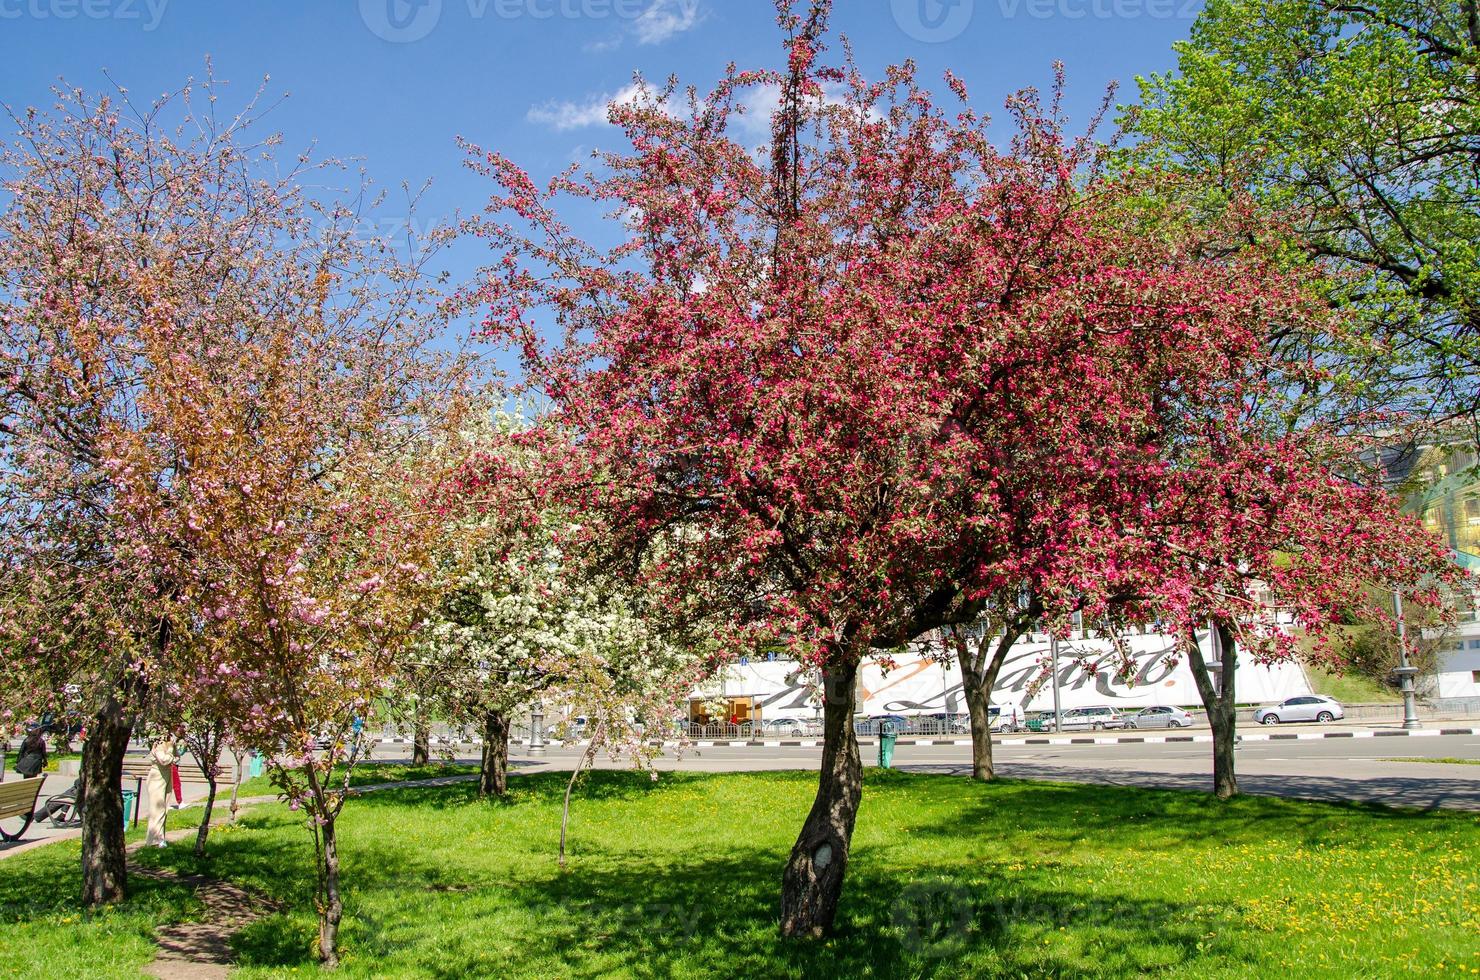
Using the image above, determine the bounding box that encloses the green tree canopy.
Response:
[1133,0,1480,424]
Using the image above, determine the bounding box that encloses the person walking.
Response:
[170,755,183,809]
[15,726,47,778]
[144,736,178,847]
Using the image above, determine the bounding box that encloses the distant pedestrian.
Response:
[145,737,178,847]
[15,726,47,778]
[170,757,183,808]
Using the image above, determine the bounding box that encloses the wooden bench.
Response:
[122,755,227,786]
[119,755,235,827]
[0,779,45,842]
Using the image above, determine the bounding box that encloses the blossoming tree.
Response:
[465,0,1463,935]
[111,261,477,967]
[470,7,1259,933]
[0,78,369,905]
[418,416,707,798]
[0,78,478,962]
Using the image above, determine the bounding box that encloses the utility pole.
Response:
[1393,589,1421,730]
[529,701,545,755]
[1050,634,1062,734]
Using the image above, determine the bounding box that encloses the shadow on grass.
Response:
[949,758,1480,812]
[330,848,1245,978]
[0,844,202,925]
[896,770,1455,855]
[220,771,1271,977]
[11,769,1477,977]
[342,767,701,811]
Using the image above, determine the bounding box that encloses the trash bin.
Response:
[248,752,264,778]
[121,789,138,830]
[878,721,898,769]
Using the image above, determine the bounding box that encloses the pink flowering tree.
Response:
[464,0,1432,933]
[0,77,476,948]
[1073,416,1465,799]
[0,77,373,905]
[105,250,477,967]
[925,180,1465,788]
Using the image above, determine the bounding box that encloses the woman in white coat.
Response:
[144,737,177,847]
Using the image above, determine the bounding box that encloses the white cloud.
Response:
[732,82,882,142]
[632,0,703,45]
[735,83,783,140]
[527,83,647,132]
[583,35,624,53]
[580,2,704,54]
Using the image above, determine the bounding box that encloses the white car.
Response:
[989,704,1025,733]
[1058,705,1128,731]
[1253,695,1344,725]
[1125,705,1195,729]
[761,717,809,737]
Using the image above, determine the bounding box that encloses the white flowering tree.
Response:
[421,523,701,796]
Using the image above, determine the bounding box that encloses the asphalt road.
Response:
[6,727,1475,858]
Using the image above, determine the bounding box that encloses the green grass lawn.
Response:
[1304,666,1396,705]
[1382,758,1480,767]
[2,748,81,775]
[227,760,480,800]
[2,770,1477,978]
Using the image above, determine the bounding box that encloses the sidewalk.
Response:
[530,719,1480,750]
[0,765,496,860]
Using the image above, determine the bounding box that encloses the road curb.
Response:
[378,727,1478,751]
[656,727,1478,749]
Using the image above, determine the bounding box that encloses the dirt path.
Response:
[133,858,277,979]
[0,769,510,976]
[128,772,493,977]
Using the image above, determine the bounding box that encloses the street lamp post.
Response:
[1050,634,1063,734]
[1393,590,1422,731]
[529,701,546,755]
[1204,620,1223,699]
[940,652,951,716]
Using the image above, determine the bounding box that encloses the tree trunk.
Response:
[228,749,244,823]
[194,777,218,858]
[411,715,430,766]
[479,709,510,798]
[961,672,995,781]
[958,629,1019,782]
[1211,622,1239,799]
[1187,622,1239,800]
[317,814,344,968]
[780,660,861,939]
[80,692,132,906]
[187,728,224,858]
[1210,705,1238,799]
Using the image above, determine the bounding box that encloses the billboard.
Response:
[698,633,1311,718]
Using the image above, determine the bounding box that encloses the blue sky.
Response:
[0,0,1202,356]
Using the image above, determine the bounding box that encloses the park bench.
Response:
[118,755,229,825]
[24,754,238,831]
[0,778,45,842]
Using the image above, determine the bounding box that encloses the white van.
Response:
[989,704,1025,733]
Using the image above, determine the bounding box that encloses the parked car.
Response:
[1125,705,1194,730]
[1254,695,1344,725]
[855,714,911,736]
[1058,705,1128,731]
[1025,710,1058,733]
[989,704,1025,733]
[924,712,969,734]
[761,717,808,736]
